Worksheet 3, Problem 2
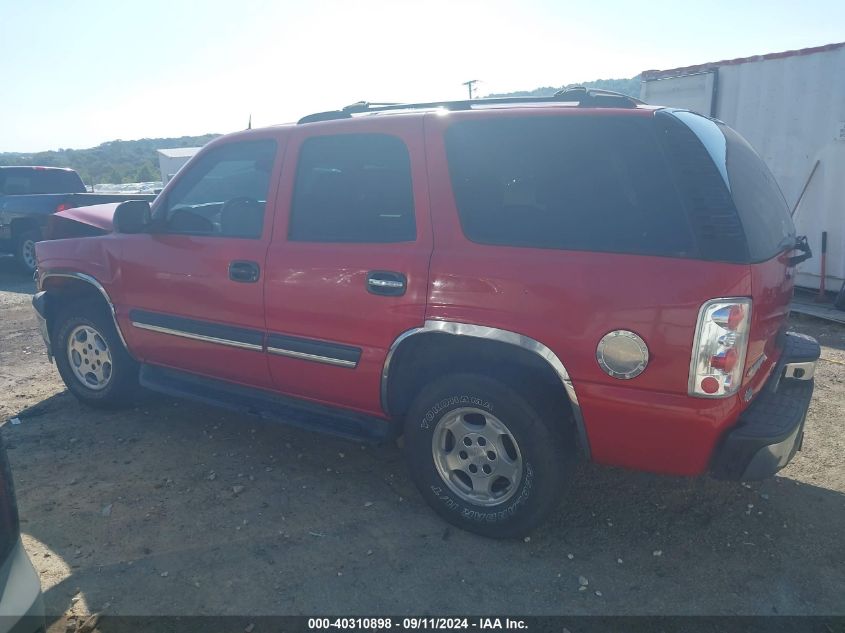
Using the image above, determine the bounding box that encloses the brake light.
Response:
[710,348,739,372]
[56,203,69,212]
[0,436,20,563]
[689,298,752,398]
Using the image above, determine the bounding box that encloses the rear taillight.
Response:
[689,298,752,397]
[55,202,69,212]
[0,435,20,563]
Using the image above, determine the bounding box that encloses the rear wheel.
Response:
[403,373,574,538]
[53,303,139,407]
[14,229,40,274]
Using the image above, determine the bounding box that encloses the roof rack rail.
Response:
[296,87,644,124]
[553,86,645,106]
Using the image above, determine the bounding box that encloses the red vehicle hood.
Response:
[54,202,120,232]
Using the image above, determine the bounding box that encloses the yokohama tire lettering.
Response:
[429,464,533,523]
[420,395,492,429]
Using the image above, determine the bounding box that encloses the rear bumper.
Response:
[0,539,45,633]
[711,332,820,480]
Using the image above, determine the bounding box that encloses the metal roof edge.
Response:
[641,41,845,81]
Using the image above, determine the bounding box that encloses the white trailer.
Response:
[157,147,201,186]
[641,42,845,292]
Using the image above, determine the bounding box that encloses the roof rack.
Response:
[296,87,644,124]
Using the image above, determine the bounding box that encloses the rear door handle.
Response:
[366,270,407,296]
[229,260,260,283]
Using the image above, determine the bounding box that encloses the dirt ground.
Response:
[1,255,843,628]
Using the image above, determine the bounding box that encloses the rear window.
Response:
[663,112,796,263]
[720,124,796,261]
[444,116,696,258]
[0,168,85,195]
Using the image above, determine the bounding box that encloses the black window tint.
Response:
[0,168,85,194]
[655,112,749,263]
[289,134,415,243]
[444,117,695,258]
[720,124,795,261]
[159,140,276,239]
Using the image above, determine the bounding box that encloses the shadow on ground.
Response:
[2,389,843,625]
[790,313,845,352]
[0,256,34,296]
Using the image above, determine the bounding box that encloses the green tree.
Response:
[0,134,220,184]
[135,163,156,182]
[486,76,642,100]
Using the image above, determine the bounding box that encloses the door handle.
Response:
[366,271,407,296]
[229,260,260,283]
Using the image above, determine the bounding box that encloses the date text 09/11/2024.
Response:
[307,617,528,630]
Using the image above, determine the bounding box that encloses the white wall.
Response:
[640,71,715,115]
[157,153,197,186]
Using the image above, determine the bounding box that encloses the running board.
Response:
[139,364,392,443]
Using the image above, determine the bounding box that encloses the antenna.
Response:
[247,114,252,130]
[462,79,480,100]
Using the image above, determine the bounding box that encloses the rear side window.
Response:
[289,134,416,243]
[720,124,795,261]
[0,168,85,194]
[444,116,695,258]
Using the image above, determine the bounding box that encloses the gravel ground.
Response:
[0,256,843,629]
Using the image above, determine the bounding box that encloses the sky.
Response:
[1,0,844,152]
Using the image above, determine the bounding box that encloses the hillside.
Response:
[0,77,640,184]
[0,135,220,185]
[485,76,641,99]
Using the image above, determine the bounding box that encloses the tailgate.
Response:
[746,252,794,391]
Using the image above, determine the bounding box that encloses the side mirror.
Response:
[113,200,151,234]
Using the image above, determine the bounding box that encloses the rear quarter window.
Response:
[444,116,696,258]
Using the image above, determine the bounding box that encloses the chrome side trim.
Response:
[131,322,263,351]
[40,272,131,351]
[422,321,581,403]
[380,326,427,412]
[267,346,357,368]
[381,320,590,458]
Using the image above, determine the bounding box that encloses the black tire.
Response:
[52,302,139,408]
[403,373,574,538]
[14,228,41,274]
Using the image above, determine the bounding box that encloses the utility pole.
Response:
[462,79,479,99]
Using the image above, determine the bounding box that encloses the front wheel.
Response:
[14,229,41,274]
[403,373,574,538]
[53,304,139,407]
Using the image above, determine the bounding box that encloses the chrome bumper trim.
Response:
[783,360,816,381]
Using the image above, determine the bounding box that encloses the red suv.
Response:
[31,88,819,537]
